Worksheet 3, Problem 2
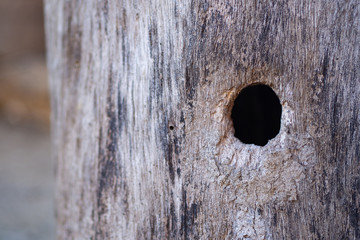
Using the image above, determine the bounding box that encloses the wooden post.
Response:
[45,1,360,239]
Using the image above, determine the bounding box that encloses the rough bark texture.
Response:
[45,1,360,239]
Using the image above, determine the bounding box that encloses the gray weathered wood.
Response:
[45,0,360,239]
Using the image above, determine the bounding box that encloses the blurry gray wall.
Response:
[0,0,54,239]
[0,0,49,126]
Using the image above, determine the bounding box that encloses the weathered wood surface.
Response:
[45,0,360,239]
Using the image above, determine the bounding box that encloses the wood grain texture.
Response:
[45,0,360,239]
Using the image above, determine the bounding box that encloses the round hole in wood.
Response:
[231,84,282,146]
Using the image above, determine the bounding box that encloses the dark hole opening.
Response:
[231,84,282,146]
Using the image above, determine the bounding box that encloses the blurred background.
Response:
[0,0,55,239]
